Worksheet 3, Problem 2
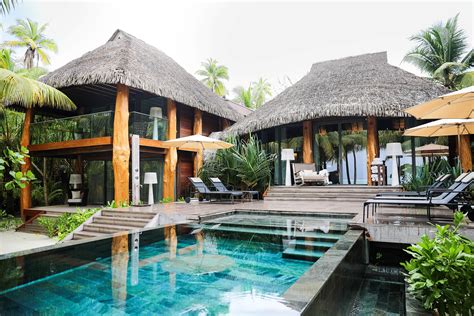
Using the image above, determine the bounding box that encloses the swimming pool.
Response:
[0,211,360,315]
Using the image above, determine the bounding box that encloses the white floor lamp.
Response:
[281,149,295,187]
[150,107,163,140]
[385,143,404,186]
[144,172,158,205]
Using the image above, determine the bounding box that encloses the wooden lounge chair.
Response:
[209,178,259,201]
[363,172,474,222]
[188,177,243,204]
[375,174,453,198]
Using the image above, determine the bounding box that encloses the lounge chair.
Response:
[188,177,243,203]
[363,172,474,222]
[292,163,330,186]
[375,174,452,198]
[209,178,259,201]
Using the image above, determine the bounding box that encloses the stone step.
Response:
[266,192,378,198]
[264,196,367,202]
[18,223,46,234]
[288,239,334,251]
[73,230,109,240]
[282,248,324,262]
[83,223,140,234]
[269,187,400,193]
[93,216,148,227]
[101,210,155,219]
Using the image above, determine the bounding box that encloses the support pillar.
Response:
[220,118,230,130]
[20,108,33,220]
[163,99,177,200]
[112,84,130,204]
[302,120,313,163]
[193,108,203,176]
[460,134,472,172]
[366,116,379,186]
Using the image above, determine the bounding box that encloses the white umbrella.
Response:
[163,134,234,151]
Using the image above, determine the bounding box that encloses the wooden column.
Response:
[163,99,177,200]
[366,116,379,186]
[193,108,203,176]
[20,108,33,220]
[220,118,230,130]
[302,120,313,163]
[112,84,130,204]
[460,134,472,172]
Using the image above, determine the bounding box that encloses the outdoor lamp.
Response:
[281,148,295,187]
[385,142,404,186]
[69,174,82,189]
[150,107,163,140]
[144,172,158,205]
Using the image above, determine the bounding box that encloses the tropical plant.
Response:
[252,78,272,108]
[0,209,21,230]
[0,0,18,15]
[341,131,366,184]
[195,58,229,96]
[402,157,460,191]
[403,14,473,90]
[0,146,35,190]
[199,135,275,193]
[4,18,58,69]
[38,208,99,240]
[401,211,474,315]
[233,85,254,108]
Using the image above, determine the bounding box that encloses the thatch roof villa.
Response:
[20,29,244,219]
[227,52,469,185]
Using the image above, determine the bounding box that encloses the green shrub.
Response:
[160,197,173,204]
[0,210,22,231]
[402,157,460,192]
[106,200,129,208]
[401,211,474,315]
[38,208,99,240]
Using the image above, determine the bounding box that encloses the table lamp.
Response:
[281,148,295,187]
[144,172,158,205]
[385,142,403,186]
[69,174,82,190]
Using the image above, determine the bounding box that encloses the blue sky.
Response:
[1,0,472,98]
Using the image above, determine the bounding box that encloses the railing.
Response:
[31,111,114,145]
[129,111,168,141]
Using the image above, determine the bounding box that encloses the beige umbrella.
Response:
[163,134,234,151]
[414,143,449,157]
[405,86,474,119]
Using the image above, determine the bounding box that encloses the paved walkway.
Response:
[0,230,56,255]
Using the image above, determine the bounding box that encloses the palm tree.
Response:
[252,78,272,108]
[0,48,47,79]
[0,0,18,15]
[403,14,473,90]
[4,18,57,69]
[195,58,229,96]
[233,85,254,109]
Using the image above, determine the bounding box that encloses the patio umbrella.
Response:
[404,86,474,119]
[404,119,474,164]
[414,143,449,157]
[163,134,234,151]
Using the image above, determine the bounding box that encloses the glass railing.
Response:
[129,111,168,141]
[31,111,114,144]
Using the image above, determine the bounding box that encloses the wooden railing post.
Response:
[303,120,313,163]
[367,116,379,186]
[163,99,177,200]
[20,108,34,220]
[193,109,203,176]
[112,84,130,204]
[460,134,472,172]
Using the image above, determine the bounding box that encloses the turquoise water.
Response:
[0,215,349,315]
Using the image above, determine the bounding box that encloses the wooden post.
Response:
[193,108,203,176]
[112,84,130,204]
[163,99,177,200]
[20,108,33,220]
[366,116,379,186]
[460,134,472,172]
[220,118,230,130]
[302,120,313,163]
[131,135,140,205]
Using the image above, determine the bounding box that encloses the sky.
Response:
[1,0,472,99]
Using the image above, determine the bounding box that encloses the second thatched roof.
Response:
[227,52,450,134]
[42,30,242,122]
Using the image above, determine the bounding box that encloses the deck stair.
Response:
[72,210,156,240]
[265,185,401,203]
[17,213,60,234]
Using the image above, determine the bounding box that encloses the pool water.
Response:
[0,213,351,315]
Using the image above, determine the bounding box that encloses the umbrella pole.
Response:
[457,124,462,171]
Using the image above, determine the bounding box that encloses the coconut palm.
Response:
[0,48,47,79]
[195,58,229,96]
[252,78,272,108]
[403,14,473,90]
[232,85,254,109]
[0,0,17,15]
[4,18,57,69]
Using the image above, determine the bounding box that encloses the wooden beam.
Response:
[112,84,130,203]
[366,116,379,186]
[460,134,472,172]
[163,99,177,200]
[20,108,33,220]
[29,137,113,152]
[193,108,203,176]
[302,120,313,163]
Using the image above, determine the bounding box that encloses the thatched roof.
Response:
[225,99,253,117]
[42,30,242,122]
[227,52,450,135]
